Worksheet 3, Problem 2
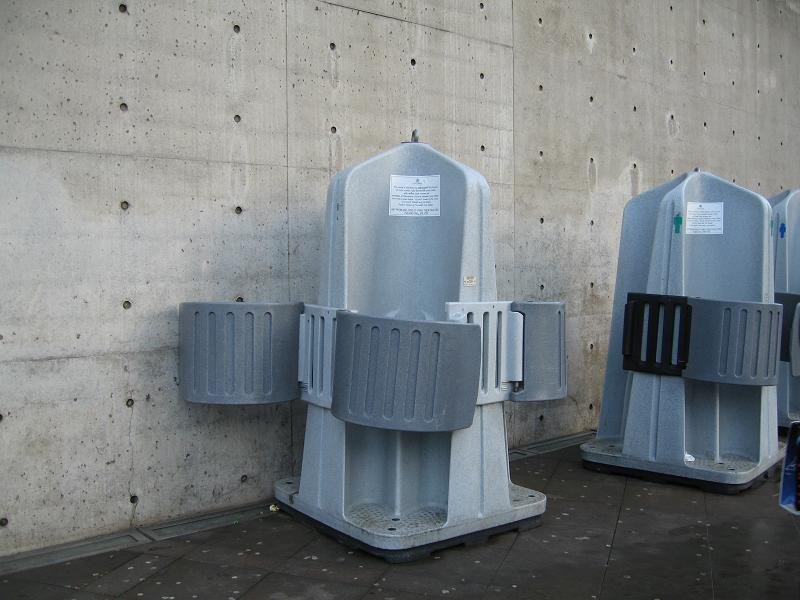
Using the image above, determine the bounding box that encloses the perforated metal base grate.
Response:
[346,503,447,536]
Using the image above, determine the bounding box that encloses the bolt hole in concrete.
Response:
[126,398,134,408]
[120,200,129,210]
[632,46,636,53]
[479,2,484,9]
[233,24,240,33]
[329,42,335,50]
[234,114,241,123]
[480,72,485,79]
[633,105,637,111]
[391,517,400,521]
[590,219,594,225]
[122,300,132,310]
[538,415,544,422]
[387,527,396,531]
[241,475,248,483]
[538,83,543,91]
[0,518,7,527]
[590,282,594,288]
[589,95,594,102]
[589,343,594,350]
[589,403,594,410]
[118,3,127,13]
[538,17,542,24]
[234,206,243,214]
[588,32,593,39]
[480,145,485,151]
[130,495,138,504]
[235,296,244,303]
[539,284,545,290]
[330,126,337,133]
[539,150,544,158]
[540,217,544,223]
[119,102,128,112]
[633,163,637,169]
[410,58,416,66]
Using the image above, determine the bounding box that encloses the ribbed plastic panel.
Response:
[776,293,800,375]
[685,298,782,386]
[179,302,302,404]
[330,311,481,431]
[510,302,567,401]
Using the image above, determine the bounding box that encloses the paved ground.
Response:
[2,444,798,600]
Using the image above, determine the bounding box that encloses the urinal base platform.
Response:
[275,500,541,563]
[581,440,785,495]
[582,459,780,494]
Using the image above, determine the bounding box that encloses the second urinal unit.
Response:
[769,189,800,429]
[582,172,784,492]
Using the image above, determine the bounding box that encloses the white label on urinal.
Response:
[389,175,440,217]
[685,202,724,234]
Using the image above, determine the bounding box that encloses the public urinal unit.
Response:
[178,139,568,561]
[768,189,800,429]
[581,172,785,492]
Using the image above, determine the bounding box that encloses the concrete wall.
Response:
[0,0,798,556]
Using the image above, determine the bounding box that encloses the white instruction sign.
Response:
[685,202,724,235]
[389,175,440,217]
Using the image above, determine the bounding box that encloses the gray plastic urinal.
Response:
[581,172,784,493]
[768,189,800,428]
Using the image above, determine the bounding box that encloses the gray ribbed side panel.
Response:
[330,311,481,432]
[685,298,782,386]
[510,301,567,401]
[179,302,302,405]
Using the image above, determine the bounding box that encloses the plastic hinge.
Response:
[446,301,567,403]
[446,302,520,404]
[298,305,342,409]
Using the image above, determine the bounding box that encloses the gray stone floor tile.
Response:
[381,530,516,592]
[708,516,800,600]
[273,535,387,586]
[184,514,317,570]
[87,553,177,597]
[118,557,266,599]
[6,550,140,590]
[545,462,626,506]
[362,588,430,600]
[240,572,369,599]
[0,578,111,600]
